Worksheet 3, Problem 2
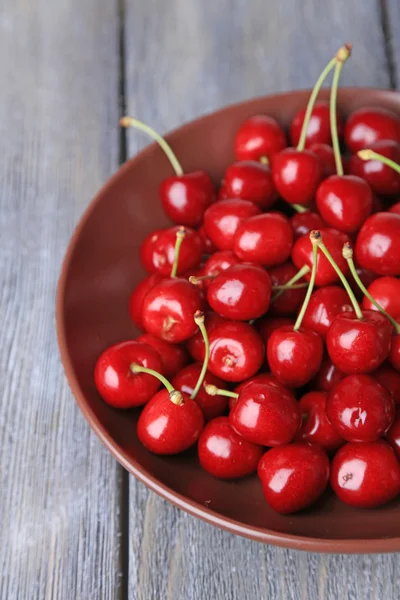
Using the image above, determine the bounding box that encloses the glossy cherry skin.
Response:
[94,341,163,408]
[160,171,215,227]
[234,115,287,162]
[268,262,306,317]
[203,198,261,251]
[233,212,293,267]
[386,413,400,459]
[374,363,400,405]
[139,229,164,272]
[128,273,164,330]
[258,443,330,514]
[290,210,325,240]
[272,148,323,207]
[207,264,271,321]
[136,333,188,379]
[355,212,400,276]
[327,310,392,374]
[309,143,337,177]
[202,250,240,287]
[349,140,400,197]
[292,229,350,287]
[230,382,300,446]
[330,440,400,508]
[256,316,294,345]
[198,417,263,479]
[267,326,323,387]
[290,101,343,148]
[137,389,204,455]
[172,363,228,421]
[140,226,204,276]
[344,106,400,153]
[208,321,264,382]
[142,278,204,343]
[389,334,400,371]
[302,285,351,340]
[316,175,373,234]
[230,373,289,411]
[311,356,345,392]
[198,224,218,254]
[186,311,226,362]
[362,276,400,321]
[327,374,395,442]
[223,161,277,209]
[296,391,344,452]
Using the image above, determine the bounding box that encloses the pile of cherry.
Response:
[95,44,400,515]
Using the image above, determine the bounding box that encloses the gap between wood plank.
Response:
[380,0,397,89]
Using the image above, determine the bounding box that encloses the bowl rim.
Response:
[56,87,400,553]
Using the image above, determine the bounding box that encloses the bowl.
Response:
[57,88,400,553]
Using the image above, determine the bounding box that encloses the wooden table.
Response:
[1,1,400,598]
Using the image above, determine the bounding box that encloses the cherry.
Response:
[386,412,400,459]
[141,226,204,277]
[198,224,218,254]
[139,229,164,273]
[186,311,226,362]
[362,277,400,321]
[233,212,293,266]
[389,334,400,371]
[374,363,400,405]
[292,229,349,287]
[355,212,400,276]
[272,148,323,207]
[208,321,264,382]
[309,143,337,177]
[302,285,351,339]
[198,417,263,479]
[316,175,372,233]
[258,443,330,514]
[330,440,400,508]
[389,201,400,215]
[207,263,271,321]
[344,106,400,153]
[256,315,295,346]
[290,210,325,240]
[203,198,261,251]
[128,273,164,330]
[296,391,344,452]
[327,374,395,442]
[290,101,343,148]
[311,355,345,392]
[234,115,287,162]
[94,341,163,408]
[217,183,229,201]
[223,161,277,209]
[201,250,240,286]
[234,372,289,396]
[349,140,400,197]
[172,363,228,420]
[268,262,306,316]
[136,333,188,379]
[348,265,377,301]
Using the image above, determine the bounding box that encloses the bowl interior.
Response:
[57,88,400,552]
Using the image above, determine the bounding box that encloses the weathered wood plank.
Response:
[124,1,397,599]
[385,0,400,86]
[0,1,122,599]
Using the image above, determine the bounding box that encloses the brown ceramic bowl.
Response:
[57,88,400,553]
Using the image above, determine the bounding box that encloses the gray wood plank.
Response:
[124,1,397,599]
[0,1,122,599]
[385,0,400,86]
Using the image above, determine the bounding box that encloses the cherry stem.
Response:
[191,312,210,400]
[189,274,216,285]
[330,44,351,176]
[120,116,184,176]
[259,156,269,165]
[357,149,400,174]
[130,364,184,405]
[170,227,186,278]
[271,264,310,303]
[292,204,309,214]
[273,283,309,290]
[343,243,400,334]
[293,232,319,331]
[204,384,238,399]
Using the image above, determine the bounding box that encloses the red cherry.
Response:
[349,140,400,197]
[327,374,395,442]
[142,278,204,343]
[234,115,287,162]
[292,229,350,286]
[229,382,300,446]
[386,412,400,459]
[207,263,271,321]
[316,175,372,234]
[128,273,164,330]
[344,106,400,154]
[389,334,400,371]
[160,171,215,227]
[267,325,323,387]
[198,416,263,479]
[233,212,293,266]
[217,183,230,201]
[290,101,343,148]
[223,161,277,209]
[234,372,289,396]
[202,250,240,286]
[256,316,295,346]
[290,210,325,240]
[355,212,400,276]
[258,443,330,514]
[348,265,377,301]
[141,226,204,276]
[330,440,400,507]
[94,341,163,408]
[296,391,344,452]
[374,363,400,405]
[198,224,218,254]
[302,285,351,339]
[268,262,306,316]
[327,310,392,374]
[362,277,400,321]
[309,143,337,177]
[272,148,323,207]
[139,229,164,273]
[203,199,261,251]
[136,333,188,379]
[137,389,204,454]
[186,311,226,362]
[172,363,227,421]
[311,356,345,392]
[208,321,264,382]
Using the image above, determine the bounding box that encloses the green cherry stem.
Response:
[271,264,310,303]
[293,231,319,331]
[170,226,186,278]
[330,44,352,176]
[130,363,184,405]
[292,204,309,214]
[357,149,400,174]
[273,283,309,290]
[120,116,184,176]
[343,243,400,334]
[204,384,239,399]
[190,311,210,400]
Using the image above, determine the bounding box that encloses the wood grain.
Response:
[385,0,400,86]
[0,1,122,599]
